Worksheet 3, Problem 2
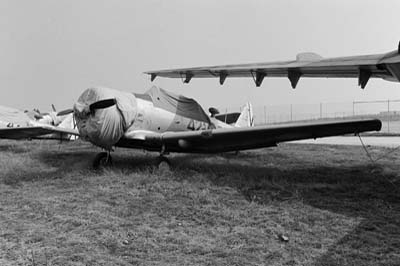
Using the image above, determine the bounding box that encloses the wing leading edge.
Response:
[117,119,382,153]
[145,43,400,89]
[0,125,79,140]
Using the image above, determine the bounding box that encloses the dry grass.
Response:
[0,139,399,265]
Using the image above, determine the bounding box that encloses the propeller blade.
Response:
[57,108,74,116]
[34,114,43,120]
[51,104,56,112]
[89,98,117,113]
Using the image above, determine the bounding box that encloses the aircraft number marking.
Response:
[187,119,209,131]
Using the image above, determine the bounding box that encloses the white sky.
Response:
[1,0,400,111]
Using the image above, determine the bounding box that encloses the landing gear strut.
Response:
[93,151,113,169]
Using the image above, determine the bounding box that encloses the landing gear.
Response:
[156,155,171,171]
[93,152,113,169]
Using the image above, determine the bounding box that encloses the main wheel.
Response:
[93,152,113,169]
[156,156,171,171]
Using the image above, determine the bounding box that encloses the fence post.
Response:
[290,104,293,121]
[388,99,390,133]
[264,105,267,124]
[320,103,322,119]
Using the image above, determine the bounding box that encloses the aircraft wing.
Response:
[145,45,400,88]
[119,119,381,153]
[0,125,79,140]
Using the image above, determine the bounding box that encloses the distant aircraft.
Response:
[0,105,31,128]
[0,86,381,168]
[145,43,400,89]
[0,105,77,141]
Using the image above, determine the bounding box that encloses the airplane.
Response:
[25,104,75,128]
[145,43,400,89]
[0,105,32,128]
[27,112,78,141]
[0,86,382,168]
[0,104,77,141]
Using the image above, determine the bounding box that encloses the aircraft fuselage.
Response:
[73,87,233,150]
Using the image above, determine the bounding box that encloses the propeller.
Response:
[32,108,50,119]
[55,98,117,117]
[51,104,57,112]
[89,98,117,113]
[56,108,74,116]
[34,113,44,120]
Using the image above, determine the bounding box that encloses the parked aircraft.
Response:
[145,43,400,89]
[0,105,77,140]
[0,105,31,128]
[0,86,382,168]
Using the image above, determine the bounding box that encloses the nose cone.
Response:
[74,87,137,149]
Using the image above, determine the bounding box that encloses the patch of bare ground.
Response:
[0,139,399,265]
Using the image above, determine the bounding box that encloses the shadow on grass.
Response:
[173,153,400,266]
[0,140,98,185]
[38,149,204,174]
[5,142,399,265]
[0,143,31,154]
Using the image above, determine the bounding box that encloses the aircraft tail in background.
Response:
[235,102,254,127]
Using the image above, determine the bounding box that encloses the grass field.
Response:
[0,140,399,265]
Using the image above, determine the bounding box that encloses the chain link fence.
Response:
[220,100,400,134]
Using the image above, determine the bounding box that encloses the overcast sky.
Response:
[1,0,400,111]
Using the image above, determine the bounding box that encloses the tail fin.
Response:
[235,102,254,127]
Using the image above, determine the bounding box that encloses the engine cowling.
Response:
[74,87,137,149]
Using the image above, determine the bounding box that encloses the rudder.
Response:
[234,102,254,127]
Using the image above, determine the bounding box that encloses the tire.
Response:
[156,156,171,171]
[93,152,112,169]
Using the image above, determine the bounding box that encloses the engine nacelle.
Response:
[74,87,137,149]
